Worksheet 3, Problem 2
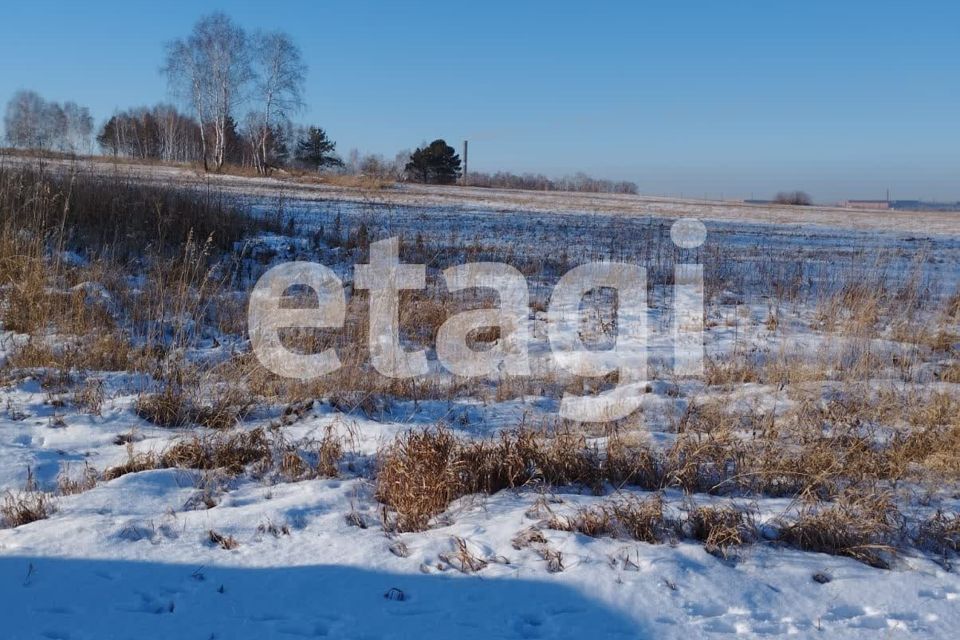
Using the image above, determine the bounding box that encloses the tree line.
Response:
[3,90,93,153]
[95,105,341,173]
[467,170,638,194]
[2,13,340,175]
[161,12,307,173]
[2,12,638,193]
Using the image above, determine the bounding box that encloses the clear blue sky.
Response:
[1,1,957,201]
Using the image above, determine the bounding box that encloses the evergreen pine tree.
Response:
[295,126,343,171]
[404,139,461,185]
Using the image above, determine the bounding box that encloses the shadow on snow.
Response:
[0,555,645,639]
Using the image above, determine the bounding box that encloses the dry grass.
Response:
[546,496,760,556]
[603,434,662,490]
[134,370,254,430]
[705,355,762,386]
[257,519,291,538]
[916,511,960,559]
[0,164,278,261]
[0,165,279,347]
[275,425,343,481]
[372,388,960,532]
[101,425,343,484]
[1,490,56,527]
[0,163,284,450]
[539,545,565,572]
[891,394,960,480]
[392,438,960,567]
[657,390,960,498]
[7,333,133,373]
[191,391,255,430]
[208,529,240,550]
[778,491,902,568]
[546,494,674,544]
[687,504,755,557]
[946,289,960,321]
[438,536,490,573]
[511,527,564,572]
[375,425,610,532]
[71,379,106,415]
[938,363,960,384]
[160,428,272,475]
[608,494,675,543]
[303,426,344,478]
[102,446,161,481]
[369,382,960,563]
[459,428,603,494]
[284,172,395,190]
[375,428,461,532]
[928,330,958,354]
[512,526,549,550]
[56,462,99,496]
[134,387,193,428]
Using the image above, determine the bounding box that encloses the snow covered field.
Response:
[3,394,960,639]
[8,153,960,236]
[1,161,959,639]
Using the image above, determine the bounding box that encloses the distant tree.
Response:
[249,31,305,174]
[97,105,201,162]
[59,102,94,153]
[163,12,253,171]
[3,90,46,148]
[151,103,201,162]
[405,139,461,184]
[358,153,390,178]
[42,102,67,150]
[4,90,93,152]
[218,114,244,165]
[295,126,342,171]
[774,191,812,206]
[345,148,361,173]
[463,169,637,194]
[392,149,411,180]
[241,112,289,169]
[96,116,120,156]
[268,124,290,166]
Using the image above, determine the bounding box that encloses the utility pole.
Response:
[462,140,468,186]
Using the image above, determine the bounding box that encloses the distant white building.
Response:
[842,200,890,210]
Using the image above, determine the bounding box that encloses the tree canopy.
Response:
[295,126,343,171]
[405,139,462,185]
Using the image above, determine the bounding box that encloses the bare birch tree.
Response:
[4,91,93,152]
[4,90,46,148]
[163,12,251,172]
[164,36,209,169]
[249,31,305,174]
[61,102,94,153]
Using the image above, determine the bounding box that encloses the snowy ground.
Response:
[2,389,960,639]
[3,385,960,639]
[1,162,960,638]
